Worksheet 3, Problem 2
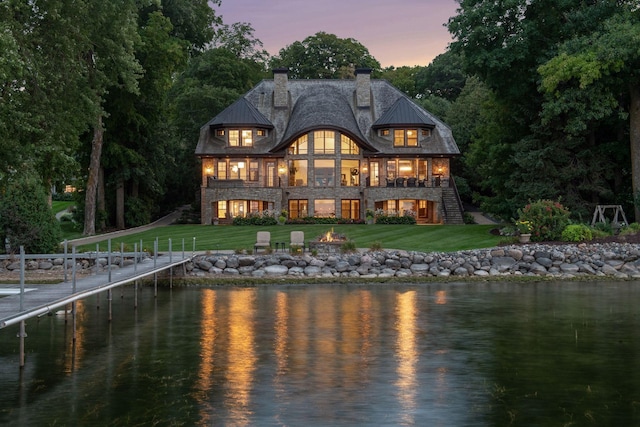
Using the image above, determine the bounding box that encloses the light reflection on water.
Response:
[1,281,640,426]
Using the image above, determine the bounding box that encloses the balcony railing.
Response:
[207,175,449,189]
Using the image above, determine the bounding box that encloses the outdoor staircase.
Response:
[441,187,464,224]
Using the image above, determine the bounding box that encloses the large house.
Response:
[195,68,463,225]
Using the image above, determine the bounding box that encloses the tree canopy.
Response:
[270,32,381,79]
[447,0,636,220]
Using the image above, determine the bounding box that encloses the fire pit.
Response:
[309,228,349,253]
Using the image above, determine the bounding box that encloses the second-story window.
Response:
[340,135,359,154]
[229,129,253,147]
[288,135,308,154]
[314,130,335,154]
[393,129,418,147]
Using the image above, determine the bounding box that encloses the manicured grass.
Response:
[73,224,504,253]
[52,201,74,214]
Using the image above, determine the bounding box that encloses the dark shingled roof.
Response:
[372,96,436,129]
[272,84,374,152]
[205,97,273,128]
[196,77,460,157]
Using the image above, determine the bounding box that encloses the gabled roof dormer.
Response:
[206,98,273,129]
[372,97,436,129]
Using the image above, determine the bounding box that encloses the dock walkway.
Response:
[0,252,192,329]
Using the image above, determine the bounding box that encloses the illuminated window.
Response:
[314,130,335,154]
[314,159,335,186]
[393,129,418,147]
[249,161,259,181]
[406,129,418,146]
[217,161,227,179]
[421,129,431,137]
[216,129,225,137]
[341,160,360,186]
[289,200,308,219]
[341,199,360,219]
[288,135,308,155]
[398,160,414,177]
[314,199,336,217]
[340,135,359,155]
[288,160,308,186]
[216,200,227,219]
[381,129,390,136]
[228,129,253,147]
[229,160,247,179]
[257,129,266,137]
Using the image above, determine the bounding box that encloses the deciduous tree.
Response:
[270,32,381,79]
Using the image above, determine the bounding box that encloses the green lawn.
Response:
[52,201,74,214]
[73,224,504,253]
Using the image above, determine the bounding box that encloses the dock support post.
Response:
[19,320,26,368]
[169,238,173,289]
[72,246,77,342]
[154,238,158,298]
[63,240,68,282]
[108,289,112,322]
[120,242,125,299]
[19,246,26,367]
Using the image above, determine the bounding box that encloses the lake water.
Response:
[1,281,640,426]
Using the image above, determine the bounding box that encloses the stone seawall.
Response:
[0,255,146,276]
[4,243,640,281]
[186,242,640,280]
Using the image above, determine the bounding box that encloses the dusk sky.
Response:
[216,0,460,68]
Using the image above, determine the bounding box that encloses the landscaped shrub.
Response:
[561,224,593,242]
[0,176,61,254]
[620,222,640,235]
[340,240,357,253]
[369,241,383,251]
[232,210,278,226]
[285,216,365,225]
[517,199,571,242]
[374,209,417,225]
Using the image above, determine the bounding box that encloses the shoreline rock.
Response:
[3,242,640,282]
[184,242,640,280]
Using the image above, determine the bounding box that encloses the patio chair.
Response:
[386,178,395,187]
[406,177,417,187]
[289,231,305,253]
[254,231,271,253]
[395,177,406,187]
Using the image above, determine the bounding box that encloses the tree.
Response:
[415,52,466,101]
[165,47,266,208]
[538,6,640,218]
[270,32,381,79]
[82,0,143,236]
[378,66,422,98]
[447,0,631,220]
[0,0,97,198]
[0,174,61,254]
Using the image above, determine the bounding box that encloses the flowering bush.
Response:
[515,220,533,234]
[517,199,571,242]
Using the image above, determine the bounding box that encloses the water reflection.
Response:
[395,291,418,424]
[3,282,640,426]
[225,289,257,424]
[194,289,216,424]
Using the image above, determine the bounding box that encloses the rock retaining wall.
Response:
[0,255,146,275]
[186,242,640,280]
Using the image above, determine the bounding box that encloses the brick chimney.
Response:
[273,67,289,108]
[355,68,372,108]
